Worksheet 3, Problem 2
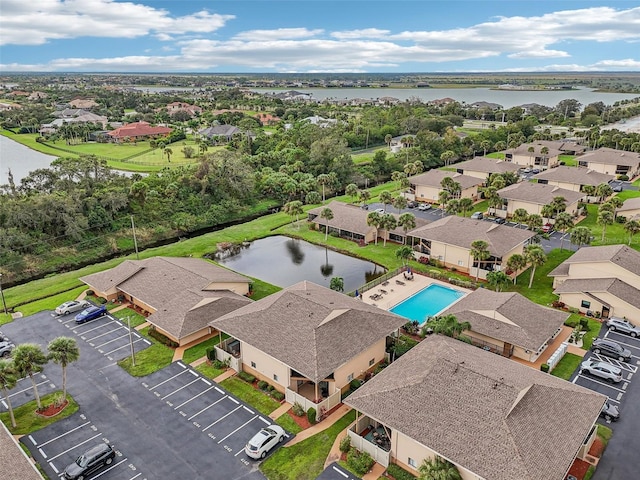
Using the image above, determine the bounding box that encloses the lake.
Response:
[0,134,58,185]
[214,235,386,292]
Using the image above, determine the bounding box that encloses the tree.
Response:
[379,190,393,212]
[418,456,462,480]
[458,197,473,217]
[395,245,414,265]
[47,337,80,399]
[550,196,567,217]
[392,195,408,213]
[553,212,574,250]
[487,271,510,292]
[384,134,392,150]
[380,213,397,247]
[524,244,546,289]
[397,213,416,244]
[512,208,529,225]
[570,226,592,248]
[440,177,461,198]
[305,191,321,205]
[283,200,304,228]
[506,253,527,284]
[597,206,614,241]
[480,140,491,156]
[596,182,613,203]
[345,183,358,203]
[316,173,331,203]
[445,199,461,216]
[12,343,48,410]
[440,150,456,167]
[359,189,371,207]
[430,314,471,341]
[527,213,543,231]
[329,277,344,292]
[470,240,491,281]
[367,211,383,245]
[164,147,173,162]
[320,207,334,241]
[624,218,640,245]
[0,359,18,428]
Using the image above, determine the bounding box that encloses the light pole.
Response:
[0,273,7,315]
[127,316,136,367]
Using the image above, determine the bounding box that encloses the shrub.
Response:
[350,379,363,390]
[552,300,566,309]
[148,327,179,347]
[618,174,629,181]
[267,384,275,392]
[579,318,589,330]
[346,449,374,476]
[86,290,95,296]
[257,380,268,391]
[206,347,216,361]
[418,256,430,265]
[387,464,418,480]
[238,371,256,383]
[541,364,550,373]
[339,436,351,454]
[568,307,580,314]
[292,402,305,417]
[212,359,228,370]
[307,407,317,424]
[271,391,285,401]
[564,317,579,328]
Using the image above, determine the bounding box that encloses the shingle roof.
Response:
[548,244,640,278]
[211,281,407,383]
[0,422,43,480]
[579,147,640,167]
[442,290,568,350]
[554,277,640,310]
[506,142,563,157]
[345,335,605,480]
[453,157,521,174]
[532,166,614,186]
[199,125,241,137]
[408,216,535,257]
[408,170,482,190]
[497,182,584,206]
[617,197,640,213]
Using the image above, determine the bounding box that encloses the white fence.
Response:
[213,344,241,372]
[547,342,568,372]
[285,389,341,421]
[347,420,390,467]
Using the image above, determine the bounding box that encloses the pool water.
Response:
[390,284,465,324]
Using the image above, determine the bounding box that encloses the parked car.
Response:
[63,443,116,480]
[591,338,632,362]
[580,360,623,383]
[407,201,417,209]
[600,401,620,422]
[55,300,91,316]
[374,208,385,214]
[75,305,107,324]
[494,217,506,224]
[522,168,531,174]
[245,425,285,459]
[0,337,14,358]
[531,168,540,174]
[542,223,553,233]
[417,203,432,211]
[606,317,640,338]
[470,212,483,220]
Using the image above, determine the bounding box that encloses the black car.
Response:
[407,201,417,209]
[591,338,632,362]
[63,443,116,480]
[494,217,506,224]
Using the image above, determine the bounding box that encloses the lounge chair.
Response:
[396,279,405,286]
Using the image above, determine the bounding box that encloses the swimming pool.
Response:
[390,283,465,324]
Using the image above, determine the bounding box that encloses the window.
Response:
[250,361,256,368]
[347,373,354,382]
[408,457,417,468]
[273,374,278,381]
[457,260,464,266]
[369,358,375,366]
[581,300,591,309]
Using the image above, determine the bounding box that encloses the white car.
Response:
[606,317,640,338]
[580,360,623,383]
[245,425,286,459]
[417,203,431,211]
[374,208,385,214]
[55,300,91,316]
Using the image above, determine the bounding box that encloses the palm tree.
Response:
[445,199,461,216]
[392,195,408,213]
[283,200,304,228]
[12,343,48,410]
[395,245,414,265]
[458,197,473,217]
[570,226,592,248]
[430,314,471,341]
[320,207,334,241]
[541,204,555,223]
[367,211,383,245]
[316,173,330,203]
[470,240,491,281]
[624,218,640,245]
[329,277,344,292]
[359,189,371,208]
[553,212,574,250]
[440,150,456,167]
[164,147,173,162]
[345,183,358,203]
[438,191,451,216]
[550,196,567,217]
[397,213,416,244]
[380,213,397,247]
[440,177,461,198]
[524,244,546,289]
[527,146,535,167]
[597,207,614,241]
[596,182,613,203]
[506,253,527,284]
[527,213,543,231]
[47,337,80,399]
[0,359,18,428]
[480,140,491,156]
[384,134,392,150]
[512,208,529,226]
[487,271,510,292]
[379,190,393,212]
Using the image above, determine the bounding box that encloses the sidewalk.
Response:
[172,332,220,362]
[269,402,292,420]
[285,404,352,446]
[213,369,236,383]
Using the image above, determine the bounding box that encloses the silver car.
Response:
[606,317,640,338]
[580,360,623,383]
[244,425,285,459]
[0,338,14,358]
[55,300,91,316]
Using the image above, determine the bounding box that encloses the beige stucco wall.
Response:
[430,242,473,273]
[583,161,640,176]
[460,169,490,181]
[415,185,442,203]
[240,342,290,392]
[510,153,559,169]
[204,281,249,296]
[618,207,640,219]
[175,327,209,346]
[544,180,582,192]
[504,198,580,218]
[334,338,386,392]
[567,262,640,288]
[559,291,640,325]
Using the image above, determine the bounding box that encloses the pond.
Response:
[213,235,386,293]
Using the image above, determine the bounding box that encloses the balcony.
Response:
[285,378,341,421]
[347,414,391,467]
[213,337,242,372]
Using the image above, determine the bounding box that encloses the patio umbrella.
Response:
[407,267,411,274]
[355,289,359,298]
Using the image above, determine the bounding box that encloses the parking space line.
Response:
[592,354,638,373]
[75,320,118,335]
[128,473,142,480]
[38,421,92,447]
[215,386,225,394]
[603,330,640,347]
[201,378,211,386]
[161,378,202,400]
[94,333,130,348]
[217,415,258,444]
[148,370,190,391]
[333,465,349,478]
[573,374,629,393]
[47,433,102,461]
[8,380,50,399]
[90,458,128,479]
[259,417,271,425]
[39,447,47,458]
[50,462,59,474]
[228,397,239,405]
[243,406,254,415]
[174,386,215,410]
[188,395,228,420]
[60,317,78,325]
[202,405,243,432]
[103,338,146,356]
[85,326,126,342]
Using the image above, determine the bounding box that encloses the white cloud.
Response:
[232,28,323,41]
[508,50,571,59]
[0,0,234,45]
[331,28,390,40]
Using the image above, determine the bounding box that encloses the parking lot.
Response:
[142,361,290,466]
[316,462,360,480]
[24,412,142,479]
[55,308,151,361]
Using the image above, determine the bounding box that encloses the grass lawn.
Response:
[550,353,582,380]
[577,196,640,249]
[182,333,230,365]
[275,413,304,435]
[118,326,174,376]
[110,308,148,328]
[582,318,603,350]
[219,377,281,415]
[260,410,356,480]
[194,363,227,380]
[0,392,79,435]
[597,424,613,447]
[559,154,577,166]
[510,248,575,305]
[0,285,88,326]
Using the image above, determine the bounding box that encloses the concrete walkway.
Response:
[172,332,220,362]
[285,404,352,447]
[213,369,236,383]
[323,424,350,468]
[268,402,292,420]
[362,463,386,479]
[135,321,150,331]
[108,303,132,313]
[189,356,208,367]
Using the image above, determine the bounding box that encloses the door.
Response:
[601,306,610,319]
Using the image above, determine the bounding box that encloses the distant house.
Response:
[442,289,568,362]
[254,113,280,125]
[210,281,407,420]
[307,201,428,245]
[409,216,535,278]
[532,166,614,193]
[616,197,640,220]
[344,335,605,477]
[469,101,502,110]
[389,134,416,153]
[503,142,562,170]
[69,98,99,109]
[577,147,640,177]
[0,102,21,111]
[106,121,172,142]
[80,257,252,345]
[550,245,640,323]
[199,124,247,143]
[408,170,483,204]
[302,115,338,127]
[497,182,584,219]
[166,101,202,117]
[453,156,521,182]
[533,139,585,155]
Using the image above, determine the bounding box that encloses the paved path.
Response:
[268,402,292,420]
[190,356,208,367]
[172,332,220,362]
[323,425,349,468]
[135,321,150,331]
[286,404,352,446]
[362,463,386,479]
[213,369,236,383]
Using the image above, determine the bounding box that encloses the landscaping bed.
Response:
[0,392,79,435]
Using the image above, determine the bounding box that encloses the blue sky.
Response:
[1,0,639,72]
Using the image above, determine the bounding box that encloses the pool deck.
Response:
[360,272,471,313]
